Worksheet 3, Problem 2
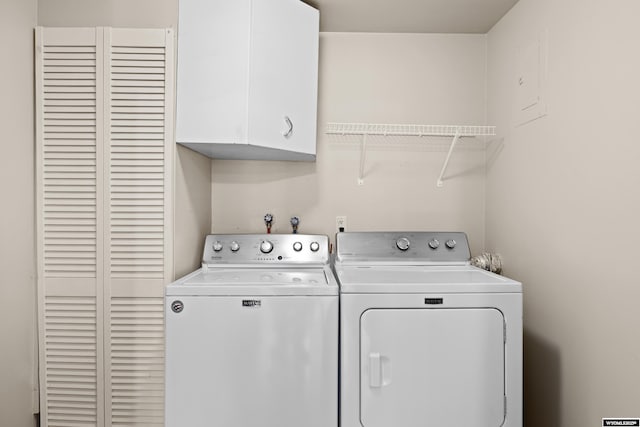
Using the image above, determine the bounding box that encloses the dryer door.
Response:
[360,308,505,427]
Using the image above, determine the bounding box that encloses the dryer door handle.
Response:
[369,352,392,388]
[369,353,382,388]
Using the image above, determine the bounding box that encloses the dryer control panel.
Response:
[202,234,329,266]
[335,232,470,264]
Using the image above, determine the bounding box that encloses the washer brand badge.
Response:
[424,298,444,305]
[171,300,184,313]
[603,420,640,426]
[242,300,261,308]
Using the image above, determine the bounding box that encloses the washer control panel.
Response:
[335,232,471,263]
[203,234,329,265]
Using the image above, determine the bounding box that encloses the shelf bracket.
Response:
[358,133,368,185]
[436,128,462,187]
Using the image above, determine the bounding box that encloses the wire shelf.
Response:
[325,123,496,137]
[325,122,497,187]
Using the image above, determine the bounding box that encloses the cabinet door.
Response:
[360,308,505,427]
[176,0,251,145]
[248,0,319,156]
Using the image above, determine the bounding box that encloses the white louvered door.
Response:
[103,28,173,427]
[36,27,105,427]
[36,27,174,427]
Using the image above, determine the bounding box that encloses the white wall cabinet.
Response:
[176,0,319,161]
[35,27,174,426]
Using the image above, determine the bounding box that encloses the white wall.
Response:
[174,146,212,278]
[211,33,489,254]
[38,0,177,28]
[0,0,38,426]
[486,0,640,424]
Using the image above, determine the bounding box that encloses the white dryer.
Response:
[165,234,338,427]
[334,232,522,427]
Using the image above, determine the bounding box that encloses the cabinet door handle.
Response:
[282,116,293,138]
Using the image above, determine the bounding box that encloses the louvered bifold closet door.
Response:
[103,28,174,427]
[37,26,174,427]
[36,27,106,427]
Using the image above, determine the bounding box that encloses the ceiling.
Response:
[305,0,519,34]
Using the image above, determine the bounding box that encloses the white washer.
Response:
[165,234,338,427]
[334,232,522,427]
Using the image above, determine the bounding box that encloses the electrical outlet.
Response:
[336,216,347,232]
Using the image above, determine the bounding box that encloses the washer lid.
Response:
[336,265,521,294]
[166,267,338,296]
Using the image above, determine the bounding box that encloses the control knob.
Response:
[229,241,240,252]
[293,242,303,252]
[396,237,410,251]
[260,240,274,254]
[309,241,320,252]
[428,239,440,249]
[446,239,457,249]
[212,241,223,252]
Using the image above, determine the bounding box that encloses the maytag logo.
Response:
[424,298,444,305]
[242,300,261,308]
[603,419,640,426]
